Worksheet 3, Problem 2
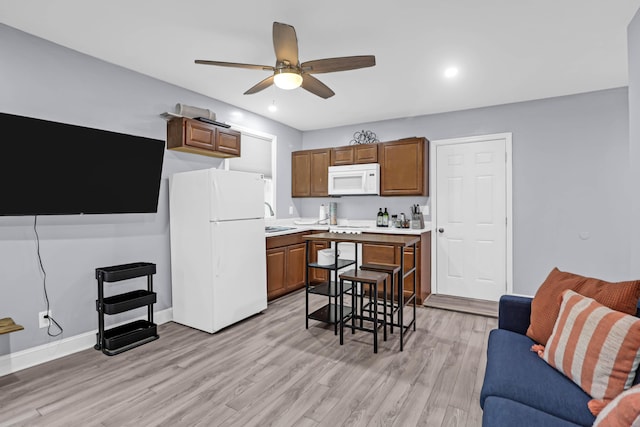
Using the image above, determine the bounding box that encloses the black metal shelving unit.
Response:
[305,243,356,334]
[94,262,159,356]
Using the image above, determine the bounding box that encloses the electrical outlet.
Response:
[38,310,51,328]
[289,206,294,215]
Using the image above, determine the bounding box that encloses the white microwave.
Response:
[328,163,380,196]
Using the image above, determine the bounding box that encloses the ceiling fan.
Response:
[195,22,376,99]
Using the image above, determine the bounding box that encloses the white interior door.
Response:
[434,135,510,301]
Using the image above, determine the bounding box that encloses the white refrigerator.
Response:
[169,168,267,333]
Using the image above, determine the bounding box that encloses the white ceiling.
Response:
[2,1,640,131]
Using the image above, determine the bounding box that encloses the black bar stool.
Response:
[338,268,388,353]
[360,263,402,334]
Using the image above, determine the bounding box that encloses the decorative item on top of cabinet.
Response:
[378,137,428,196]
[166,117,241,158]
[291,148,330,197]
[350,129,379,145]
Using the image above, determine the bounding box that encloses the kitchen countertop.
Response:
[264,218,432,237]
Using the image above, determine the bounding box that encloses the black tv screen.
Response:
[0,112,165,216]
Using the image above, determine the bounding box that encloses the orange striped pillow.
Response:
[541,290,640,414]
[593,384,640,426]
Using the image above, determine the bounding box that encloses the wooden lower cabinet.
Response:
[361,231,431,304]
[266,231,330,301]
[266,248,287,299]
[308,241,329,283]
[266,233,307,301]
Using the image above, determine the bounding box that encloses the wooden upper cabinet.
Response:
[354,144,378,164]
[291,151,311,197]
[167,117,241,158]
[292,148,330,197]
[331,146,354,166]
[310,149,330,196]
[216,127,242,156]
[293,137,427,197]
[378,137,428,196]
[330,144,378,166]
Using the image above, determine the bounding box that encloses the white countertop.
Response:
[265,217,432,237]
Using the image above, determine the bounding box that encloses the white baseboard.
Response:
[0,308,173,377]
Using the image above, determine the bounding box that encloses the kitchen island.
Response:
[303,232,420,351]
[265,220,431,304]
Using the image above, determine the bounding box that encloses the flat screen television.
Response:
[0,112,165,216]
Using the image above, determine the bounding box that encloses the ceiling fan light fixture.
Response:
[274,69,303,90]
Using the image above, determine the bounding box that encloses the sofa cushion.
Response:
[526,267,640,346]
[539,290,640,414]
[593,384,640,426]
[480,328,596,426]
[482,396,584,427]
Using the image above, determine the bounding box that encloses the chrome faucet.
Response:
[264,202,275,217]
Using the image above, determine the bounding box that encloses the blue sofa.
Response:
[480,295,640,427]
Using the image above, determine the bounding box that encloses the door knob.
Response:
[438,228,444,233]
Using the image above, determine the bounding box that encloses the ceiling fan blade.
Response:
[244,75,275,95]
[195,60,274,71]
[273,22,299,66]
[301,74,335,99]
[301,55,376,74]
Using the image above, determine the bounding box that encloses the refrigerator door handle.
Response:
[213,223,221,277]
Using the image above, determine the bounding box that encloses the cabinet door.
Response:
[331,146,354,165]
[362,241,422,302]
[286,243,306,291]
[167,118,240,158]
[185,120,216,151]
[362,243,396,299]
[266,247,286,300]
[362,243,396,265]
[292,151,311,197]
[215,128,241,157]
[379,138,428,196]
[310,149,330,196]
[354,144,378,163]
[309,241,329,283]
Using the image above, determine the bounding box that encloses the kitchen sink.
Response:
[265,226,296,233]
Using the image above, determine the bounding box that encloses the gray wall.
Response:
[630,9,640,278]
[303,88,631,296]
[1,14,637,357]
[0,24,302,355]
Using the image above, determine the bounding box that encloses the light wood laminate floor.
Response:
[0,290,497,427]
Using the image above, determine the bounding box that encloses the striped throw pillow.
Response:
[593,384,640,426]
[541,290,640,414]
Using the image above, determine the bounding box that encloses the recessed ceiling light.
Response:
[268,101,277,112]
[444,67,459,79]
